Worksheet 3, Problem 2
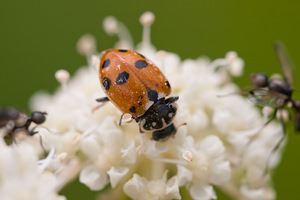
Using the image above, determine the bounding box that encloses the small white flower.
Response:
[103,16,133,49]
[103,16,119,35]
[78,116,136,190]
[189,184,216,200]
[178,135,231,200]
[226,51,244,77]
[76,34,97,56]
[107,166,129,188]
[80,165,107,191]
[139,11,155,26]
[55,69,70,84]
[123,172,181,200]
[0,141,64,200]
[240,185,266,200]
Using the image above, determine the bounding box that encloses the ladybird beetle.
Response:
[96,49,179,141]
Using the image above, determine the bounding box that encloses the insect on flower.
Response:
[0,106,47,143]
[248,42,300,154]
[248,42,300,131]
[96,49,181,141]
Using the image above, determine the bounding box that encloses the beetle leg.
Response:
[119,113,133,126]
[96,97,110,102]
[93,97,110,112]
[165,96,179,104]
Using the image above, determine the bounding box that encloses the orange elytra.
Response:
[97,49,179,141]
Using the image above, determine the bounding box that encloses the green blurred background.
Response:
[1,0,299,199]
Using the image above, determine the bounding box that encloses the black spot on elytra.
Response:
[116,71,129,85]
[119,49,128,52]
[165,81,170,88]
[148,90,158,101]
[155,83,159,87]
[102,59,110,69]
[135,60,148,69]
[129,106,136,113]
[138,53,146,59]
[102,77,111,90]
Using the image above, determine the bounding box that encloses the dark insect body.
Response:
[248,42,300,133]
[0,106,47,143]
[247,42,300,168]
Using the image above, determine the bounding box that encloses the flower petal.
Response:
[199,135,225,159]
[177,165,192,187]
[209,161,231,185]
[165,176,181,200]
[107,166,129,188]
[140,135,169,158]
[123,174,147,200]
[121,140,136,165]
[240,185,265,200]
[190,184,216,200]
[79,165,107,190]
[80,136,100,160]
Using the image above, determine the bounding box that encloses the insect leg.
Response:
[264,109,286,175]
[96,97,110,102]
[263,108,278,128]
[119,114,124,126]
[292,100,300,131]
[119,113,133,126]
[93,97,110,112]
[165,96,179,104]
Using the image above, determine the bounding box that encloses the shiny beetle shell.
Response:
[99,49,171,117]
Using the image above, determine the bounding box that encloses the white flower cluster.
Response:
[0,133,65,200]
[0,12,283,200]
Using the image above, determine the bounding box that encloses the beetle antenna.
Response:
[176,122,187,130]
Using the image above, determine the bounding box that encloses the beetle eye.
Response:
[31,111,47,124]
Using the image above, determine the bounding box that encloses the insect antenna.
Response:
[216,91,248,98]
[176,122,187,130]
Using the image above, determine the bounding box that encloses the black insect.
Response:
[247,42,300,161]
[0,106,47,143]
[248,42,299,133]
